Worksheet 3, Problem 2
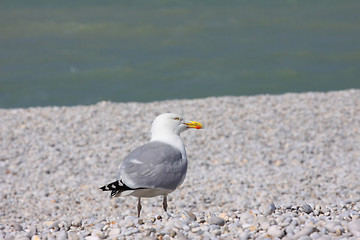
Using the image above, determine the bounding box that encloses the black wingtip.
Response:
[100,180,131,196]
[100,180,142,197]
[110,190,118,197]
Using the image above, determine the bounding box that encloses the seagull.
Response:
[100,113,203,217]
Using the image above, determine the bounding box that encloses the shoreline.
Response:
[1,89,359,239]
[1,88,358,111]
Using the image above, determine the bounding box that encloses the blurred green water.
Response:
[1,0,359,108]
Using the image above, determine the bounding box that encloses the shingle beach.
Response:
[1,90,360,239]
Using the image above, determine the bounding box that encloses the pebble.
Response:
[260,221,271,230]
[324,221,340,233]
[14,236,29,240]
[349,219,360,231]
[108,227,121,236]
[211,229,221,236]
[123,228,139,236]
[182,211,197,221]
[267,225,285,238]
[85,236,100,240]
[79,230,91,238]
[71,218,82,227]
[191,227,202,233]
[1,90,360,239]
[207,216,226,226]
[239,231,250,240]
[309,232,321,239]
[269,203,276,215]
[67,232,80,240]
[169,229,177,237]
[349,219,360,236]
[93,223,104,230]
[176,231,187,240]
[57,230,68,240]
[302,204,313,214]
[91,229,103,238]
[209,225,220,231]
[298,236,312,240]
[10,223,22,231]
[292,226,315,239]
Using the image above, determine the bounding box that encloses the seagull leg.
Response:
[163,195,171,218]
[163,195,168,212]
[137,197,142,218]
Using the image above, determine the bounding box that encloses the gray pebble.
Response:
[10,223,22,231]
[190,222,200,228]
[108,228,120,236]
[348,219,360,236]
[145,227,156,236]
[191,227,202,233]
[71,218,82,227]
[123,228,139,236]
[200,225,209,232]
[182,211,197,221]
[239,231,250,240]
[302,204,313,214]
[49,221,60,231]
[260,221,271,230]
[84,236,100,240]
[176,231,187,240]
[58,221,70,231]
[169,229,177,237]
[79,230,91,238]
[5,232,15,240]
[269,203,276,215]
[93,223,104,230]
[14,236,29,240]
[67,232,79,240]
[181,224,190,232]
[209,225,220,231]
[124,221,134,228]
[338,211,350,220]
[285,225,295,235]
[267,225,285,238]
[350,211,360,219]
[90,229,103,238]
[56,230,68,240]
[324,221,340,233]
[292,226,315,239]
[316,236,331,240]
[207,216,225,226]
[309,232,321,239]
[349,219,360,231]
[260,203,276,216]
[298,236,312,240]
[211,229,221,236]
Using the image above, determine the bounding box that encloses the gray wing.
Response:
[118,141,187,191]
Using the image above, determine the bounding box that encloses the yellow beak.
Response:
[185,121,203,129]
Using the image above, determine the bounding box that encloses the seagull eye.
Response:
[174,117,180,121]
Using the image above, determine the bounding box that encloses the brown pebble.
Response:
[170,230,177,237]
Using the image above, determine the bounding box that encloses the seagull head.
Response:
[151,113,203,137]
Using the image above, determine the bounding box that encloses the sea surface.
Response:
[1,0,359,108]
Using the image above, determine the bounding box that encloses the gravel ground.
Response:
[1,90,360,239]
